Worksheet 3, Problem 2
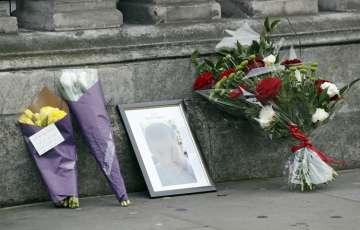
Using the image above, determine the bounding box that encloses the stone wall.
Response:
[1,13,360,207]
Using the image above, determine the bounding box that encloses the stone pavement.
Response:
[1,169,359,230]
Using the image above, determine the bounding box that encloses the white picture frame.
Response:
[118,100,216,197]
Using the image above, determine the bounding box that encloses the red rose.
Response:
[219,68,236,80]
[281,58,302,66]
[315,79,340,100]
[255,77,282,103]
[246,58,265,73]
[193,71,215,90]
[228,86,245,99]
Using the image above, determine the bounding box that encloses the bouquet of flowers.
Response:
[192,18,360,191]
[18,88,79,208]
[59,69,130,206]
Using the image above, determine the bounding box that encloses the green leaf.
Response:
[264,17,271,33]
[236,41,243,53]
[215,61,223,69]
[270,19,281,31]
[218,48,233,55]
[191,51,199,66]
[204,59,215,68]
[247,41,260,56]
[318,91,329,105]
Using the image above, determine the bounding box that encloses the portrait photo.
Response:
[118,100,215,197]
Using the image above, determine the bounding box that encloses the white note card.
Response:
[29,124,65,156]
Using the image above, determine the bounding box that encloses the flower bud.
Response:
[311,63,318,68]
[241,60,249,66]
[248,55,256,60]
[289,66,297,72]
[310,66,317,72]
[300,69,307,74]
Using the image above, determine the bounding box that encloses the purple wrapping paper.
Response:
[68,81,128,201]
[20,115,79,204]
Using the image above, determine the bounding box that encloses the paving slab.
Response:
[1,169,359,230]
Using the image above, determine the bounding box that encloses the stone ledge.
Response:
[0,12,360,70]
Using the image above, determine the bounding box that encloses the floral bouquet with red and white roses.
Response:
[191,17,359,191]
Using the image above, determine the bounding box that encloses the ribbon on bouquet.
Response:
[288,124,345,165]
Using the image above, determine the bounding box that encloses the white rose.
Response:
[263,54,276,66]
[312,108,329,123]
[320,82,339,98]
[255,105,276,128]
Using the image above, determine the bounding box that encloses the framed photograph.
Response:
[118,100,216,197]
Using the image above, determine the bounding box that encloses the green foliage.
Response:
[192,17,281,80]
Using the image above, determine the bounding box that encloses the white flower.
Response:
[320,82,339,98]
[312,108,329,123]
[59,69,98,101]
[77,70,89,88]
[255,105,276,128]
[60,70,77,88]
[294,70,302,82]
[263,54,276,66]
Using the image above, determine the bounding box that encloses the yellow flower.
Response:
[18,114,35,125]
[39,106,67,125]
[40,106,56,115]
[19,106,67,126]
[47,110,67,125]
[39,113,49,126]
[23,109,34,119]
[33,113,43,126]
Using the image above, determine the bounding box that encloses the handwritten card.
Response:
[29,124,65,156]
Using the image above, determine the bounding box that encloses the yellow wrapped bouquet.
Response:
[19,106,67,126]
